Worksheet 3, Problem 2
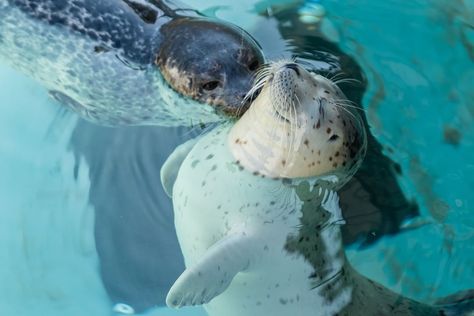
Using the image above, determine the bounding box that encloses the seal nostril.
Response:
[285,63,300,76]
[328,134,339,142]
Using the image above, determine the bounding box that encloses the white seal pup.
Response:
[161,61,474,316]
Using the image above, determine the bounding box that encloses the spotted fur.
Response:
[163,61,474,316]
[229,60,366,182]
[0,0,263,126]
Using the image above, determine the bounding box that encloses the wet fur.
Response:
[0,0,262,125]
[167,61,474,316]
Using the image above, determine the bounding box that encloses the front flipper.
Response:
[166,232,258,308]
[161,137,200,197]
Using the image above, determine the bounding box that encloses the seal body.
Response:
[168,123,356,316]
[0,0,264,126]
[163,61,368,315]
[163,62,474,315]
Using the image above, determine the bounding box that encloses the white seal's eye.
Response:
[328,134,339,142]
[202,80,220,91]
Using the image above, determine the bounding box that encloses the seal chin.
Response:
[156,17,264,118]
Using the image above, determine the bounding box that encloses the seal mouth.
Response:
[215,99,251,117]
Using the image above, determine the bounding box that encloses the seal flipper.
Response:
[122,0,159,24]
[49,90,86,114]
[166,232,258,308]
[161,137,200,197]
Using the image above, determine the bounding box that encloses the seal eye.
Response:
[202,81,220,91]
[248,59,259,72]
[328,134,339,142]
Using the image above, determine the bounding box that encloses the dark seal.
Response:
[0,0,264,125]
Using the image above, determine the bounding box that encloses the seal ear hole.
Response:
[202,81,220,91]
[328,134,340,142]
[248,59,260,72]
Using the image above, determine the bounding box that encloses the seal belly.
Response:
[172,125,349,316]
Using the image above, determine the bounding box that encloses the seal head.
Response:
[156,18,264,116]
[229,60,366,185]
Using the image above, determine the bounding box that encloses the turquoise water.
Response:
[0,0,473,315]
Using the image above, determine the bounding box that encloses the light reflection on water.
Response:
[0,0,473,315]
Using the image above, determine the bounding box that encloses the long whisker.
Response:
[328,72,349,82]
[333,101,367,113]
[333,78,362,86]
[332,102,361,126]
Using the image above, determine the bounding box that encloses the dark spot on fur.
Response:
[327,128,331,134]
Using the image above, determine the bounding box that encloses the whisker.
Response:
[333,78,362,86]
[334,101,366,113]
[328,72,347,82]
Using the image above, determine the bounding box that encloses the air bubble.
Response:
[113,303,135,315]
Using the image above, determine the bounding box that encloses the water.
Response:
[0,0,473,315]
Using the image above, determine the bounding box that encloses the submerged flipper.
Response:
[161,137,200,197]
[166,232,259,308]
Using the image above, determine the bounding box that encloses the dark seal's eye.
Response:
[202,81,220,91]
[248,59,260,71]
[328,134,339,142]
